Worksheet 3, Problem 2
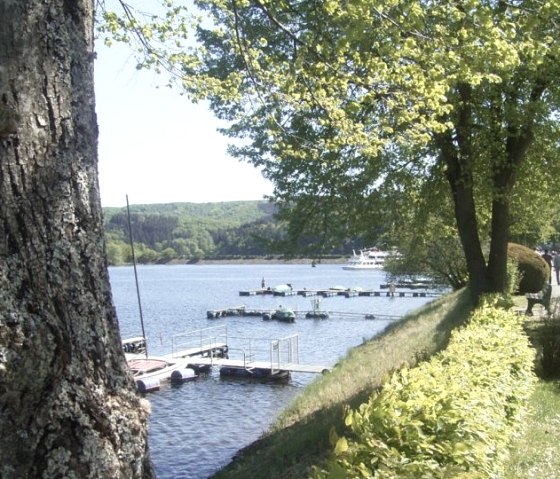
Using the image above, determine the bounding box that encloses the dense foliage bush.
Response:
[313,298,536,478]
[508,242,548,293]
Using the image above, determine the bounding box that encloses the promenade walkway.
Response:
[552,282,560,301]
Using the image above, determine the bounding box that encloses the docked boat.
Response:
[273,307,296,322]
[271,284,296,296]
[128,357,197,393]
[342,249,390,270]
[262,307,296,322]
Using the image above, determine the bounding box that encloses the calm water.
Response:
[109,264,435,478]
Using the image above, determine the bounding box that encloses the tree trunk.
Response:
[0,2,154,478]
[437,122,489,302]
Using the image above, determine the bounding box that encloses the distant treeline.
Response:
[102,201,350,265]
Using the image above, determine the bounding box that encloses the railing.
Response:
[270,334,299,373]
[171,324,228,358]
[170,326,301,372]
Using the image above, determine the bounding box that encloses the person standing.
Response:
[553,252,560,285]
[542,249,553,283]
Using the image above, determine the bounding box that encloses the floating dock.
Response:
[239,288,440,298]
[206,306,401,322]
[163,325,329,378]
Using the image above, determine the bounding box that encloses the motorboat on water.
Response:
[342,248,390,270]
[262,307,296,322]
[128,356,197,393]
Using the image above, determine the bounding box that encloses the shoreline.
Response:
[112,257,349,267]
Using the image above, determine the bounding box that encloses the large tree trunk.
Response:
[436,114,489,301]
[0,1,153,478]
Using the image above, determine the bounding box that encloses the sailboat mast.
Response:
[126,194,148,358]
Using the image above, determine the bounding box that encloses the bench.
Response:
[525,283,552,315]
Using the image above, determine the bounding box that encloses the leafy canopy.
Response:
[98,1,560,292]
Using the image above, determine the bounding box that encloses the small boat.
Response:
[128,357,197,393]
[342,249,390,270]
[271,284,296,296]
[272,307,296,322]
[263,307,296,322]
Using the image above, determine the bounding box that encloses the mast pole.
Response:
[126,194,148,358]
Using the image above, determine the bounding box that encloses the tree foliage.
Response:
[98,1,560,299]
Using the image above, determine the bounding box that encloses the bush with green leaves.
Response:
[508,242,548,293]
[313,298,536,479]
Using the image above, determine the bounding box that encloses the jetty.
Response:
[206,305,401,322]
[239,287,440,298]
[162,325,330,378]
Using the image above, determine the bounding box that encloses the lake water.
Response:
[109,264,435,478]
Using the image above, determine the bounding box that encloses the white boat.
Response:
[342,249,390,270]
[127,357,197,393]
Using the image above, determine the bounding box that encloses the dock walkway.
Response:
[185,356,328,374]
[160,326,329,376]
[206,306,401,322]
[239,288,440,298]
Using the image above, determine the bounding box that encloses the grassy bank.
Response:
[504,296,560,478]
[505,379,560,478]
[211,289,474,479]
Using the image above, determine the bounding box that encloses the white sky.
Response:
[94,40,273,207]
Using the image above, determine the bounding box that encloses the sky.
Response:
[94,40,273,207]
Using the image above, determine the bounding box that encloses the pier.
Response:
[206,305,401,322]
[163,325,330,377]
[239,287,440,298]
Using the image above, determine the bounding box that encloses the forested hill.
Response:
[103,201,275,226]
[102,200,285,265]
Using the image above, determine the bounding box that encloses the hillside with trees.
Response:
[103,200,274,264]
[103,200,369,265]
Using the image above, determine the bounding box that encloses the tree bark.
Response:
[437,84,489,302]
[0,1,153,477]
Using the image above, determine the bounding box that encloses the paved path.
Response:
[551,282,560,311]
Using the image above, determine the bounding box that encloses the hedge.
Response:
[313,297,537,479]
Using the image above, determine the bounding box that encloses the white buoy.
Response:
[170,368,197,383]
[136,377,160,393]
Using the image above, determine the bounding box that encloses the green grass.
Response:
[211,288,473,479]
[505,379,560,478]
[505,296,560,478]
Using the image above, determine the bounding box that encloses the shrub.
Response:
[313,298,536,479]
[508,242,548,293]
